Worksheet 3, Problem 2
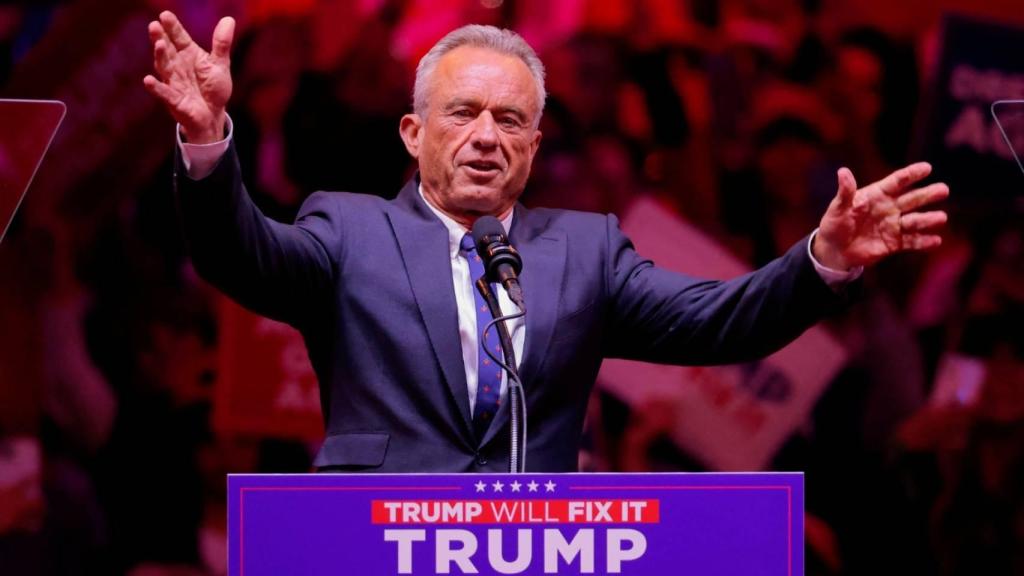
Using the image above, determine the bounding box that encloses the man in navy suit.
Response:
[143,13,949,472]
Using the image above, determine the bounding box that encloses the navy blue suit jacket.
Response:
[176,143,845,472]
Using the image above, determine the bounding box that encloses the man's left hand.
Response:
[814,162,949,270]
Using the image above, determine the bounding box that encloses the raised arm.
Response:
[143,12,336,327]
[606,219,845,365]
[607,163,949,365]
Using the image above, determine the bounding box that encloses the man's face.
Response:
[400,46,542,225]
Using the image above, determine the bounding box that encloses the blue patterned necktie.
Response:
[460,233,503,439]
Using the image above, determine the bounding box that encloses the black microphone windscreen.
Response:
[471,216,505,250]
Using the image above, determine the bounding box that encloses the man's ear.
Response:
[399,114,423,158]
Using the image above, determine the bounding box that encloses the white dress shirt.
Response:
[416,193,525,414]
[177,116,860,413]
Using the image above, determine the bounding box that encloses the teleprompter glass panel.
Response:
[0,99,65,243]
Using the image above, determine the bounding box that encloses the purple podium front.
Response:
[229,472,802,575]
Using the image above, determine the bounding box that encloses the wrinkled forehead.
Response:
[429,46,542,114]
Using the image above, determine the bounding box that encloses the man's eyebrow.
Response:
[442,100,529,121]
[493,106,528,121]
[443,98,480,111]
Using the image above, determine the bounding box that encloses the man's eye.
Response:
[499,117,520,128]
[452,109,474,118]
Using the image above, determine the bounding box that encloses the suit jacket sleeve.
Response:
[174,141,339,327]
[603,213,849,365]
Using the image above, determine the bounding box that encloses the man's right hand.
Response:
[143,11,235,144]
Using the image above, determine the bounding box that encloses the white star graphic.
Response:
[544,480,556,493]
[492,480,504,492]
[510,481,522,493]
[527,481,539,492]
[475,481,487,493]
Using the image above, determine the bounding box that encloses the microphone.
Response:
[471,216,526,312]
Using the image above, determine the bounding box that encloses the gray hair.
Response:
[413,25,546,125]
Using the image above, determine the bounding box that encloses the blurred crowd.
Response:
[1,0,1023,575]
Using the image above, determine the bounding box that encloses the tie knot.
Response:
[460,233,476,254]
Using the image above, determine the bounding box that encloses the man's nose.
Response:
[470,111,498,149]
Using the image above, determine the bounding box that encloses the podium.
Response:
[0,99,65,243]
[229,472,803,575]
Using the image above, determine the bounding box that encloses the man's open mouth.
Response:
[464,160,502,173]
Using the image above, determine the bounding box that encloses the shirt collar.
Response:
[418,183,514,259]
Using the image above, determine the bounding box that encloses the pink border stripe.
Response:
[238,483,794,576]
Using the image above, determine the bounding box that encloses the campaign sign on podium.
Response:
[229,472,802,575]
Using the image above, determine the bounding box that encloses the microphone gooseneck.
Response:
[476,279,527,474]
[471,215,528,472]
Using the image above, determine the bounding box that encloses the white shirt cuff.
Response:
[177,115,233,180]
[808,229,863,291]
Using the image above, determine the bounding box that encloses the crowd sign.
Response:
[229,472,803,575]
[919,14,1024,199]
[213,298,323,440]
[599,198,846,471]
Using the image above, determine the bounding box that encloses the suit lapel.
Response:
[481,205,566,449]
[385,181,475,439]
